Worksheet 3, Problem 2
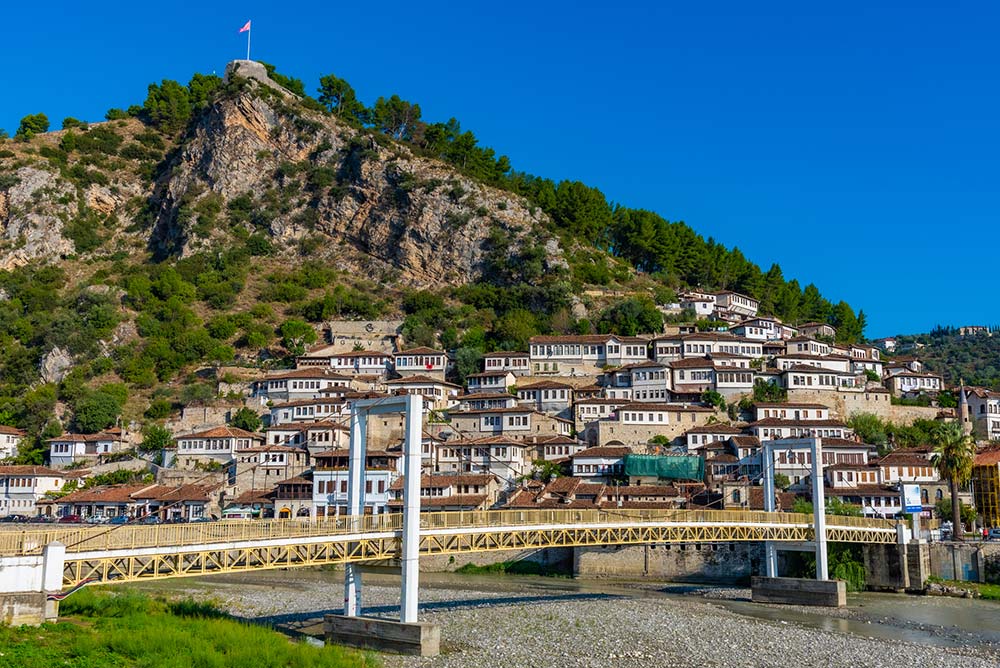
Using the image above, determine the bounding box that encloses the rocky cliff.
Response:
[0,63,563,286]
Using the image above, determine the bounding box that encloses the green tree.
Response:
[61,117,88,130]
[230,407,262,432]
[143,80,191,132]
[701,390,726,411]
[372,95,422,140]
[931,422,976,539]
[73,391,123,434]
[14,113,49,140]
[934,497,977,528]
[139,424,173,452]
[596,297,663,336]
[279,319,317,355]
[848,413,888,450]
[773,473,791,491]
[317,73,367,122]
[521,459,565,481]
[751,379,787,403]
[187,73,222,110]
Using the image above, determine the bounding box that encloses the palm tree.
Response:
[931,422,976,540]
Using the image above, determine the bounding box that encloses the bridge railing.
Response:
[0,509,898,555]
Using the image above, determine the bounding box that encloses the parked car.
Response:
[138,516,162,525]
[57,514,83,524]
[28,515,55,524]
[0,514,28,523]
[189,517,213,523]
[988,528,1000,541]
[107,515,130,525]
[86,515,109,525]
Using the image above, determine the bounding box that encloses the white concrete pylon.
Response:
[343,407,368,616]
[400,393,423,623]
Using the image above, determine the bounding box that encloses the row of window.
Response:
[574,463,623,474]
[316,479,387,494]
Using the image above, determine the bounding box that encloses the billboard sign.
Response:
[902,484,922,513]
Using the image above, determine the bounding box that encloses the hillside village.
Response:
[0,62,998,537]
[3,287,998,531]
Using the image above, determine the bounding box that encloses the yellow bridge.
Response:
[0,509,899,588]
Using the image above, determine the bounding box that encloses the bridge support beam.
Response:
[0,541,64,625]
[344,406,368,617]
[761,438,828,580]
[399,393,423,624]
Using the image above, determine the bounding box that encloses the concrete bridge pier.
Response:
[0,541,65,625]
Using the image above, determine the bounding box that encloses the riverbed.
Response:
[132,569,1000,667]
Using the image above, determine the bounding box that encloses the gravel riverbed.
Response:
[134,571,1000,668]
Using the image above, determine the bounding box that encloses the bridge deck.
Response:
[0,510,899,587]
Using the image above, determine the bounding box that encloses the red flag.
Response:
[239,20,251,33]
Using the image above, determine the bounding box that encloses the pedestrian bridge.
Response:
[0,509,899,588]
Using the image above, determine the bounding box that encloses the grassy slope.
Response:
[0,589,377,668]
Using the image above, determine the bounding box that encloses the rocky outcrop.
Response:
[39,346,73,384]
[0,167,75,270]
[154,73,562,285]
[0,66,566,287]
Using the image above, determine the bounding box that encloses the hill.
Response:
[887,327,1000,390]
[0,60,866,459]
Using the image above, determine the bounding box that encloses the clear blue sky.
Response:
[2,1,995,338]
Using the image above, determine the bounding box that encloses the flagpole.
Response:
[246,25,251,61]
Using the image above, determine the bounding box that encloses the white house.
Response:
[455,392,519,411]
[171,426,264,467]
[774,354,852,373]
[528,335,650,375]
[797,323,837,340]
[570,446,630,481]
[0,466,68,518]
[0,426,25,460]
[680,333,763,359]
[435,436,532,481]
[753,402,832,422]
[384,375,461,410]
[782,365,862,390]
[604,361,671,403]
[328,350,393,377]
[254,368,355,403]
[392,347,447,377]
[964,387,1000,441]
[482,351,531,377]
[748,418,853,441]
[785,336,832,356]
[884,372,944,397]
[312,448,401,517]
[269,397,346,425]
[48,431,126,469]
[712,291,759,319]
[575,398,630,430]
[678,291,717,317]
[516,380,574,417]
[465,371,516,394]
[387,473,501,512]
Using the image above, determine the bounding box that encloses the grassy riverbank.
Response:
[0,588,378,668]
[927,577,1000,601]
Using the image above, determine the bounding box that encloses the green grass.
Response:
[454,560,569,577]
[0,588,378,668]
[926,577,1000,600]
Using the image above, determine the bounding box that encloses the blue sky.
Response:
[1,1,995,337]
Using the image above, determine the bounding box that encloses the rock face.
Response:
[0,167,75,270]
[153,71,561,285]
[39,346,74,384]
[0,65,566,287]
